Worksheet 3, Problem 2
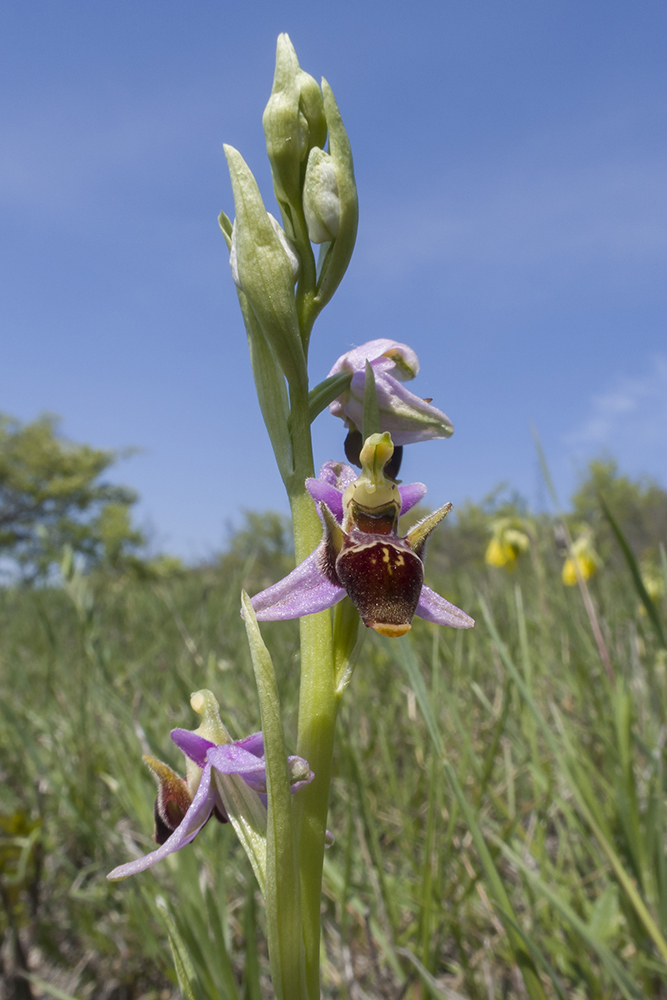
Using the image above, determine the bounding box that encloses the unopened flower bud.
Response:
[312,81,358,309]
[296,70,327,150]
[288,755,314,789]
[263,34,326,208]
[303,148,340,243]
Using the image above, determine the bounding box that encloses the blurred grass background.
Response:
[1,462,667,999]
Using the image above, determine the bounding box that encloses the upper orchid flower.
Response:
[328,339,454,451]
[107,690,313,881]
[251,434,474,637]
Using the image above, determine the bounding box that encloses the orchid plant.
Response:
[109,35,473,1000]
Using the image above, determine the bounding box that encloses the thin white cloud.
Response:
[564,355,667,480]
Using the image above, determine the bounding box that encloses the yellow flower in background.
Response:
[485,538,512,567]
[643,572,665,602]
[562,532,600,586]
[485,518,530,570]
[638,558,665,614]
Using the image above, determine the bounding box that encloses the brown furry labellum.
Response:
[335,534,424,637]
[318,492,448,637]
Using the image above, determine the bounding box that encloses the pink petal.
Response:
[398,482,428,512]
[249,546,346,620]
[206,743,268,778]
[207,745,267,793]
[327,339,419,381]
[343,370,453,445]
[107,764,216,881]
[235,732,264,758]
[306,479,344,521]
[415,585,475,629]
[170,729,214,768]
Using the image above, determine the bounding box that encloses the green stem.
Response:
[287,381,339,1000]
[294,612,338,998]
[242,593,307,1000]
[290,204,318,356]
[286,385,318,558]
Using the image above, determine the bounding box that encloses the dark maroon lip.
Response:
[335,535,424,630]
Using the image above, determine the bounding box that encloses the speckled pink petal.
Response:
[415,585,475,629]
[249,546,346,620]
[317,460,357,490]
[342,369,453,445]
[398,482,427,512]
[170,729,214,768]
[306,478,345,521]
[207,743,268,779]
[235,732,264,758]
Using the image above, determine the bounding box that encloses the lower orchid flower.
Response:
[251,434,474,637]
[107,690,313,881]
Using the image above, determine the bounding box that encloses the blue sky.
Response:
[2,1,666,558]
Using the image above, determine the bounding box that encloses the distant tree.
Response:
[0,411,144,579]
[218,510,294,592]
[570,458,667,563]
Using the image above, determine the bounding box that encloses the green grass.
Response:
[1,516,667,999]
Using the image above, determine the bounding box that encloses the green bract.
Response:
[224,145,307,393]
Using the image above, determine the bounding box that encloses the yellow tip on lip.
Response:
[190,692,205,713]
[371,622,411,638]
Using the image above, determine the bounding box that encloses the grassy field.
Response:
[1,502,667,999]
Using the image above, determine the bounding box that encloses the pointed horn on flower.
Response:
[143,755,193,846]
[406,503,452,560]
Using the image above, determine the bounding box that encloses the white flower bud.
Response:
[267,214,300,282]
[229,215,300,291]
[229,223,241,289]
[303,147,340,244]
